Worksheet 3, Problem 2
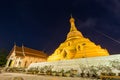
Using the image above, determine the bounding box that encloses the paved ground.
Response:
[0,72,98,80]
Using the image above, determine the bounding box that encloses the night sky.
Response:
[0,0,120,55]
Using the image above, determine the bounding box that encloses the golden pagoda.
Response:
[47,16,109,62]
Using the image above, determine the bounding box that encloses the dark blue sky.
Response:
[0,0,120,55]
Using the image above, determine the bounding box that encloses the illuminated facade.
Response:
[6,44,48,68]
[47,16,109,62]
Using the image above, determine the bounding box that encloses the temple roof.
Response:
[7,45,48,59]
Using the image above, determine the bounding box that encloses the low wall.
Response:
[28,54,120,72]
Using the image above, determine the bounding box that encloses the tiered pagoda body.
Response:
[47,16,109,62]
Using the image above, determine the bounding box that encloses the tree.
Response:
[0,48,8,67]
[0,55,7,66]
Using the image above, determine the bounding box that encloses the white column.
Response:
[5,59,11,67]
[16,57,21,67]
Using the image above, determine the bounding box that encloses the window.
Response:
[82,43,86,46]
[63,50,67,58]
[82,56,85,58]
[8,60,12,66]
[76,45,81,51]
[68,42,71,46]
[78,45,80,50]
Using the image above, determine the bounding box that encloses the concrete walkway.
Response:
[0,72,98,80]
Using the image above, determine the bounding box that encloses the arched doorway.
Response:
[8,60,12,67]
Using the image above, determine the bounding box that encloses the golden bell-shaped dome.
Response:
[66,16,83,40]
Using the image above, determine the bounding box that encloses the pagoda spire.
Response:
[66,15,83,40]
[22,43,25,56]
[13,42,16,53]
[69,15,77,31]
[14,42,16,49]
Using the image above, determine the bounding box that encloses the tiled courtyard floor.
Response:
[0,72,98,80]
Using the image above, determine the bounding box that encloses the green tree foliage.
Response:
[0,48,8,67]
[0,55,7,66]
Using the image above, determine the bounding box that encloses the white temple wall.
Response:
[28,54,120,73]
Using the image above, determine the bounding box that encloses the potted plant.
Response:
[86,72,90,78]
[46,70,51,75]
[64,70,71,77]
[118,73,120,76]
[43,65,53,75]
[81,72,85,77]
[101,72,106,76]
[51,71,57,76]
[71,69,78,77]
[38,67,44,75]
[108,72,116,76]
[57,69,64,76]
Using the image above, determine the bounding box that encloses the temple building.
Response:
[47,16,109,62]
[6,44,48,68]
